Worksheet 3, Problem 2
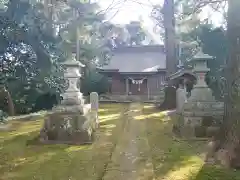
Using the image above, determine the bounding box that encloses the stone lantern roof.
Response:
[191,49,214,73]
[61,54,85,67]
[62,60,85,67]
[192,49,214,61]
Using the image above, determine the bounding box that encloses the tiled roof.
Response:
[169,69,196,80]
[100,45,166,73]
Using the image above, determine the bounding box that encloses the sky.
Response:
[97,0,224,24]
[97,0,224,43]
[97,0,163,43]
[98,0,161,24]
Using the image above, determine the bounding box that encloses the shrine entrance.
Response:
[127,77,147,95]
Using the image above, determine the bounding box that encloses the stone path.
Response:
[102,103,155,180]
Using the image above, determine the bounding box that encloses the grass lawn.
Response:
[143,104,240,180]
[0,104,126,180]
[1,103,240,180]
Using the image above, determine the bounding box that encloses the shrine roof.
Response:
[112,45,165,53]
[169,68,196,80]
[99,45,166,73]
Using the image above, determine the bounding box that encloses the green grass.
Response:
[143,104,240,180]
[1,103,240,180]
[0,104,126,180]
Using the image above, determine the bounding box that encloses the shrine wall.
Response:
[147,72,166,95]
[110,74,125,94]
[109,72,167,95]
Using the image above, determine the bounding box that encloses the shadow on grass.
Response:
[141,105,240,180]
[142,106,206,180]
[0,135,104,180]
[0,130,72,180]
[0,103,126,180]
[189,164,240,180]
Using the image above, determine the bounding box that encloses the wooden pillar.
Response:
[147,78,150,100]
[183,78,189,95]
[126,78,129,95]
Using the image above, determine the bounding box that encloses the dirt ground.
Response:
[102,103,155,180]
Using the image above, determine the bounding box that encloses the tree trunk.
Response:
[0,87,15,116]
[163,0,177,77]
[6,89,14,116]
[216,0,240,168]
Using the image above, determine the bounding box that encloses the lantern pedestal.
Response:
[39,56,98,145]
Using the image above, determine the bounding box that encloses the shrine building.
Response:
[97,45,168,101]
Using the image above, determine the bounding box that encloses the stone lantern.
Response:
[40,54,98,144]
[60,54,85,110]
[181,49,224,138]
[188,48,215,101]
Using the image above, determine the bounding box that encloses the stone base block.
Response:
[180,115,222,139]
[184,116,202,127]
[181,125,195,138]
[194,125,207,137]
[39,111,96,145]
[206,126,220,137]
